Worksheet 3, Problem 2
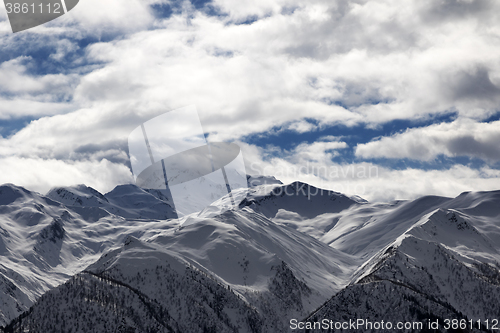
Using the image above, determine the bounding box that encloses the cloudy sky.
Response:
[1,0,500,202]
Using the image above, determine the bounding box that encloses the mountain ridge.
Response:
[0,180,499,332]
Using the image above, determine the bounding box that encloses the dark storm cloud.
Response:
[72,140,130,166]
[447,66,500,103]
[421,0,494,22]
[446,134,500,161]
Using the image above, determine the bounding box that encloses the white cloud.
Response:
[211,0,294,22]
[0,58,46,92]
[0,57,78,119]
[1,0,500,196]
[0,57,77,91]
[0,98,72,120]
[4,0,500,128]
[355,118,500,162]
[59,0,154,35]
[0,156,132,194]
[287,120,317,133]
[0,105,137,158]
[71,0,500,130]
[292,140,348,161]
[241,141,500,202]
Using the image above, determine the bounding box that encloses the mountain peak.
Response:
[0,184,34,206]
[240,181,359,219]
[46,185,107,207]
[105,183,143,196]
[247,175,283,187]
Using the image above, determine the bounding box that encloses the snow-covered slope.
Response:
[239,181,361,219]
[247,175,283,187]
[6,236,267,333]
[146,208,356,299]
[47,184,178,220]
[0,180,356,332]
[4,208,359,332]
[0,183,179,327]
[305,202,500,332]
[0,180,359,330]
[0,184,69,326]
[1,180,500,332]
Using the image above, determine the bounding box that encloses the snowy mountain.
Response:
[247,175,283,187]
[0,183,178,328]
[47,184,178,220]
[0,181,499,332]
[304,200,500,332]
[239,181,361,219]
